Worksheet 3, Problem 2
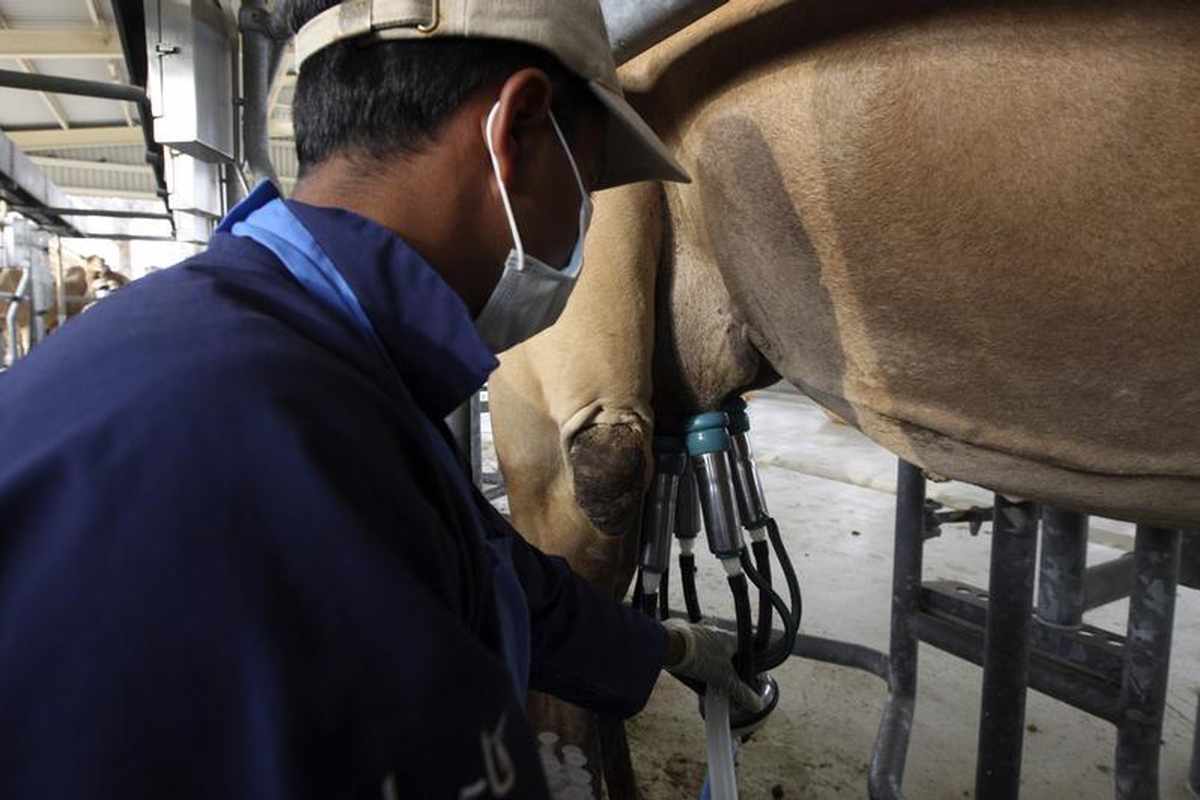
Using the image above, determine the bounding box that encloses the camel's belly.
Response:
[660,3,1200,525]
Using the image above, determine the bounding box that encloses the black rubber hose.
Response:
[631,567,645,614]
[658,564,671,622]
[676,674,707,696]
[751,538,773,651]
[680,551,703,623]
[643,590,659,619]
[740,549,794,670]
[728,571,756,686]
[767,517,803,655]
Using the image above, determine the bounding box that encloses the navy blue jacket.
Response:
[0,196,665,799]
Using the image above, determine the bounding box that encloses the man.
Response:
[0,1,760,797]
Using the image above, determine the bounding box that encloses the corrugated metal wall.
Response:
[270,140,298,182]
[37,144,157,195]
[23,142,303,198]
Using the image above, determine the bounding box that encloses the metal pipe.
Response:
[1180,532,1200,590]
[54,237,65,330]
[29,255,46,345]
[104,0,169,218]
[640,438,686,578]
[239,0,286,187]
[869,460,925,800]
[445,392,482,487]
[669,611,891,682]
[686,412,743,559]
[1190,693,1200,799]
[692,453,742,557]
[975,496,1039,800]
[1037,508,1088,628]
[910,611,1122,724]
[75,234,190,242]
[4,268,29,367]
[1083,552,1136,611]
[1115,525,1181,800]
[602,0,729,65]
[794,634,889,682]
[725,398,770,530]
[0,68,172,233]
[0,67,147,104]
[675,467,700,541]
[468,391,482,486]
[10,206,173,221]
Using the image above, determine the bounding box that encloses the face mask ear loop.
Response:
[548,111,588,204]
[549,110,594,279]
[486,103,526,269]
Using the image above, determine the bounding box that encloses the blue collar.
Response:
[220,182,498,418]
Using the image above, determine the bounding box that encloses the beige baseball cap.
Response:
[294,0,691,190]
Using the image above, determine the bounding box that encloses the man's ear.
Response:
[486,69,554,188]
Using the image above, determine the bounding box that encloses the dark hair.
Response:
[282,0,594,174]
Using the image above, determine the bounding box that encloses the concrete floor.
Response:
[484,387,1199,799]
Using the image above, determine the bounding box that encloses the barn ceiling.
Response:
[0,0,297,212]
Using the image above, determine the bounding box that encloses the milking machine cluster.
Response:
[631,398,803,798]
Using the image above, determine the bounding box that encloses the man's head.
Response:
[287,3,595,168]
[282,0,687,318]
[286,1,599,280]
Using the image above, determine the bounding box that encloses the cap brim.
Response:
[588,80,691,190]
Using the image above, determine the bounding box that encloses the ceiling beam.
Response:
[6,126,143,149]
[0,14,70,130]
[6,60,66,129]
[0,127,80,234]
[30,155,152,175]
[60,185,158,200]
[0,28,123,59]
[82,0,103,27]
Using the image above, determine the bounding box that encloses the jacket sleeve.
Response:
[492,509,668,718]
[0,363,552,800]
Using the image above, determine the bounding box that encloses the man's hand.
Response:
[661,618,765,714]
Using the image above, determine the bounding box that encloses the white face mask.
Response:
[475,102,594,353]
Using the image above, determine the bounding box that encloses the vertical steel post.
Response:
[1190,693,1200,799]
[446,392,482,488]
[1115,525,1181,800]
[975,496,1039,800]
[5,268,29,367]
[869,460,925,799]
[28,248,46,345]
[54,237,65,330]
[1037,508,1089,628]
[468,391,482,487]
[239,0,285,187]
